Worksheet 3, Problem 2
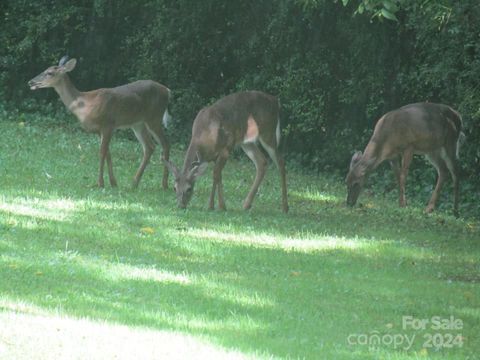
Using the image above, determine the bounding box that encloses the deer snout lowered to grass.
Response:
[164,90,289,213]
[345,102,464,217]
[28,55,171,189]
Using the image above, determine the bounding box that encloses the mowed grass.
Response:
[0,116,479,359]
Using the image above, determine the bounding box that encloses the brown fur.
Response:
[165,91,288,212]
[346,102,463,216]
[29,58,170,189]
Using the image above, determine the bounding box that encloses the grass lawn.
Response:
[0,115,479,359]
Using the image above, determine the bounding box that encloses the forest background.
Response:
[1,0,479,212]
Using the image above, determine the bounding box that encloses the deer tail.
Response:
[456,131,466,159]
[162,88,173,129]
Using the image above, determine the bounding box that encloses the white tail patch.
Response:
[162,108,171,128]
[162,88,172,128]
[243,116,259,143]
[456,131,465,159]
[276,118,281,145]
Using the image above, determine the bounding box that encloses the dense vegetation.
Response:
[0,0,479,213]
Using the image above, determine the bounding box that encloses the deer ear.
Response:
[163,159,180,178]
[188,162,208,180]
[350,151,363,170]
[62,58,77,72]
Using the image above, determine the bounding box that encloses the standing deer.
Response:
[28,56,171,189]
[164,91,289,213]
[345,102,464,216]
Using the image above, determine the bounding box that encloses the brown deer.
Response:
[28,56,171,189]
[346,102,464,216]
[164,91,289,213]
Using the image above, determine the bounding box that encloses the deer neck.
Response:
[359,141,380,174]
[53,75,83,112]
[182,142,200,174]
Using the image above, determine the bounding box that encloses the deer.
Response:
[164,90,289,213]
[28,56,171,189]
[345,102,464,217]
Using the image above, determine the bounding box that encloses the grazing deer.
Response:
[346,102,464,216]
[28,56,171,189]
[164,91,289,213]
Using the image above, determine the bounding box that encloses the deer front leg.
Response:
[209,154,228,210]
[106,149,117,187]
[241,143,267,210]
[398,148,413,207]
[99,129,116,187]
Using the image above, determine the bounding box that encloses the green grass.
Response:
[0,116,479,359]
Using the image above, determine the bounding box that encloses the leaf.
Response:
[140,227,155,235]
[380,8,398,21]
[383,1,398,13]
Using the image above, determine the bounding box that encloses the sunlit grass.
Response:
[187,228,367,252]
[0,305,255,360]
[0,117,479,359]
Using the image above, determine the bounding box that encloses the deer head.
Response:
[164,160,208,209]
[28,56,77,90]
[345,150,369,206]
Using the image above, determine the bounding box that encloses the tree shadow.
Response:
[1,200,479,358]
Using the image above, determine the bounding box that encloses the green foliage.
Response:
[0,0,479,192]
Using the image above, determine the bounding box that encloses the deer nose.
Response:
[177,202,186,209]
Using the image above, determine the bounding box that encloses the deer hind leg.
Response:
[259,137,289,213]
[425,151,449,214]
[210,152,228,210]
[99,129,116,187]
[441,145,460,217]
[132,124,155,188]
[241,143,268,211]
[145,120,170,189]
[398,148,414,207]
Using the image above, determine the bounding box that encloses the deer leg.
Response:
[146,122,170,190]
[259,139,289,213]
[442,146,460,217]
[209,153,228,210]
[132,124,155,188]
[387,157,401,194]
[99,129,115,187]
[105,149,117,187]
[241,143,267,211]
[425,152,449,214]
[398,148,414,207]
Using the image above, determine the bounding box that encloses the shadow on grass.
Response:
[1,119,479,358]
[1,194,479,359]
